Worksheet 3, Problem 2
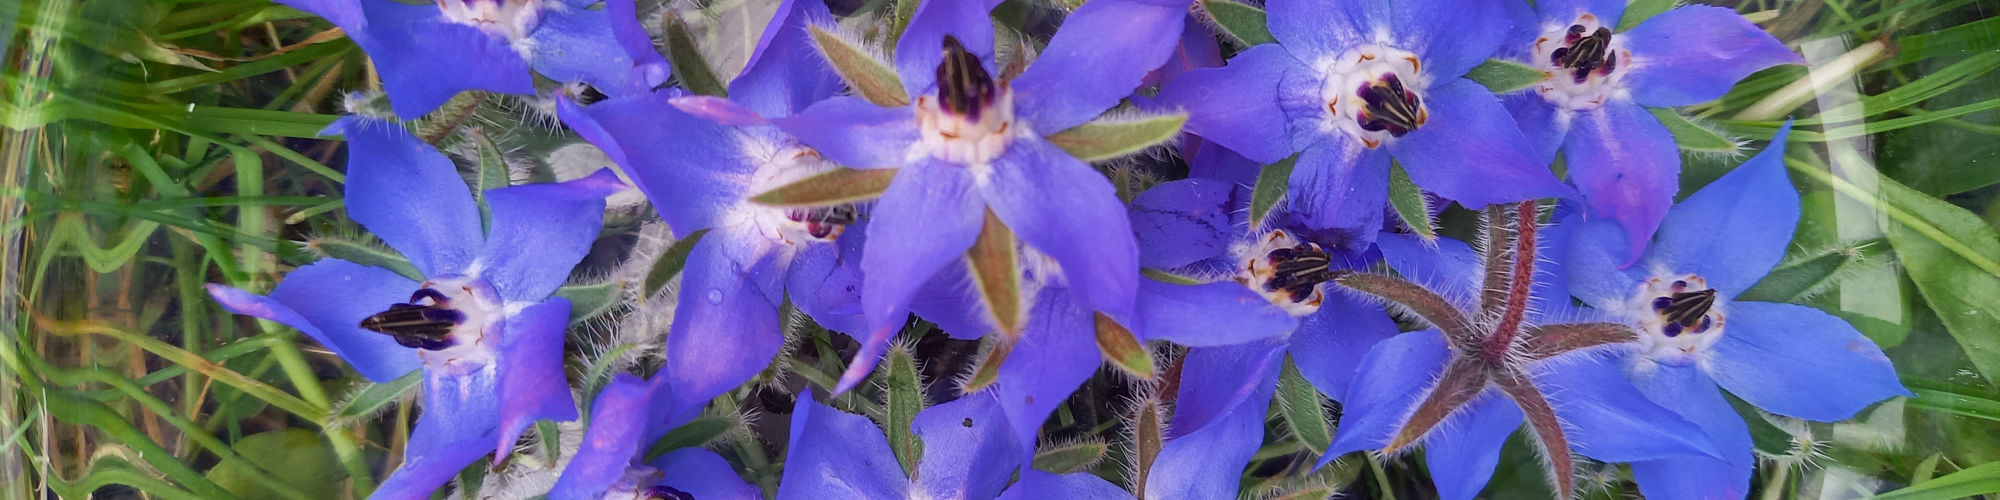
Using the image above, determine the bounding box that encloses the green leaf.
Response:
[645,229,709,297]
[1265,485,1342,500]
[1131,398,1164,499]
[328,370,419,425]
[1031,439,1107,474]
[1276,356,1333,452]
[809,25,910,107]
[890,0,921,44]
[537,419,563,464]
[1865,460,2000,500]
[1140,268,1204,285]
[1650,108,1738,153]
[1248,154,1299,227]
[644,415,739,461]
[206,429,346,500]
[882,345,925,476]
[1201,0,1275,46]
[1616,0,1676,32]
[554,281,626,325]
[968,210,1024,336]
[1094,313,1154,379]
[1044,113,1186,162]
[455,457,489,500]
[664,11,729,98]
[307,237,423,282]
[1465,59,1548,94]
[749,167,899,207]
[1387,161,1435,240]
[1737,240,1880,302]
[470,128,509,231]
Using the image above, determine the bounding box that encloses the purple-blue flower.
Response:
[776,392,1023,500]
[556,0,860,431]
[1503,0,1803,264]
[770,0,1190,390]
[547,374,758,500]
[1562,123,1910,500]
[206,117,625,499]
[280,0,667,117]
[1156,0,1572,248]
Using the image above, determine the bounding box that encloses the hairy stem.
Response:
[1483,201,1539,363]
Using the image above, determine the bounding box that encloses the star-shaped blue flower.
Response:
[280,0,667,117]
[1563,123,1911,500]
[770,0,1191,390]
[777,391,1024,500]
[547,374,759,500]
[1157,0,1573,249]
[1503,0,1803,264]
[207,117,625,499]
[556,0,862,431]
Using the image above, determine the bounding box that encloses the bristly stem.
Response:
[1479,204,1518,321]
[1483,201,1539,364]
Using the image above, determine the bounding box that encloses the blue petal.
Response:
[770,97,921,169]
[775,396,908,500]
[1623,6,1804,108]
[345,0,534,118]
[1628,365,1754,500]
[1151,13,1226,88]
[1531,0,1628,27]
[730,0,841,118]
[662,231,788,424]
[1377,232,1481,310]
[995,288,1102,458]
[1389,79,1574,209]
[376,366,501,499]
[1706,301,1911,421]
[1561,217,1650,309]
[1389,0,1512,80]
[548,374,651,500]
[1421,391,1522,500]
[1166,340,1285,439]
[1323,329,1452,462]
[1135,280,1296,347]
[557,93,748,239]
[1129,178,1243,270]
[1502,93,1569,164]
[1289,292,1401,401]
[851,160,986,389]
[1288,136,1391,249]
[650,448,762,500]
[1648,123,1797,296]
[329,117,483,277]
[1563,102,1682,266]
[912,393,1024,499]
[986,137,1139,320]
[893,0,1004,95]
[1149,347,1280,500]
[1011,0,1185,133]
[528,5,642,94]
[1265,0,1375,63]
[1154,44,1301,164]
[1630,456,1752,500]
[786,234,867,336]
[1185,139,1262,186]
[909,266,997,341]
[1534,352,1718,461]
[209,260,422,382]
[998,471,1130,500]
[477,169,625,302]
[274,0,363,28]
[606,0,670,90]
[492,298,579,461]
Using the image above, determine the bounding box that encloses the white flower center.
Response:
[436,0,542,40]
[1233,229,1333,316]
[737,140,855,247]
[1529,14,1632,111]
[916,34,1018,166]
[1625,273,1728,366]
[1318,44,1429,149]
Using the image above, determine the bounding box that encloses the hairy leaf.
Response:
[664,11,728,97]
[554,280,625,325]
[884,345,926,476]
[1466,59,1548,94]
[645,415,739,462]
[809,25,910,107]
[1201,0,1275,46]
[749,167,898,207]
[644,228,709,298]
[968,210,1024,337]
[1249,154,1299,227]
[1032,439,1108,474]
[1389,161,1435,240]
[1650,108,1738,153]
[1044,113,1187,162]
[1277,356,1333,451]
[1095,313,1155,380]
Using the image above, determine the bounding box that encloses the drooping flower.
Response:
[1156,0,1572,248]
[280,0,667,117]
[547,374,759,500]
[1322,202,1716,500]
[555,0,858,431]
[1503,0,1803,263]
[770,0,1190,390]
[776,391,1024,500]
[1562,123,1910,500]
[207,117,626,498]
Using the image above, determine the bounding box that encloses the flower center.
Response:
[436,0,542,40]
[784,204,859,241]
[915,35,1016,165]
[1626,274,1727,365]
[1236,230,1336,316]
[741,144,856,246]
[1529,14,1631,111]
[1320,45,1428,149]
[359,275,502,367]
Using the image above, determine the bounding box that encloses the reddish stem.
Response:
[1483,201,1539,362]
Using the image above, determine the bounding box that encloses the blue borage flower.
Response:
[206,117,626,499]
[556,0,859,432]
[1503,0,1803,264]
[279,0,667,117]
[1318,202,1719,500]
[770,0,1190,391]
[1563,123,1911,500]
[547,374,759,500]
[777,392,1022,500]
[1157,0,1573,249]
